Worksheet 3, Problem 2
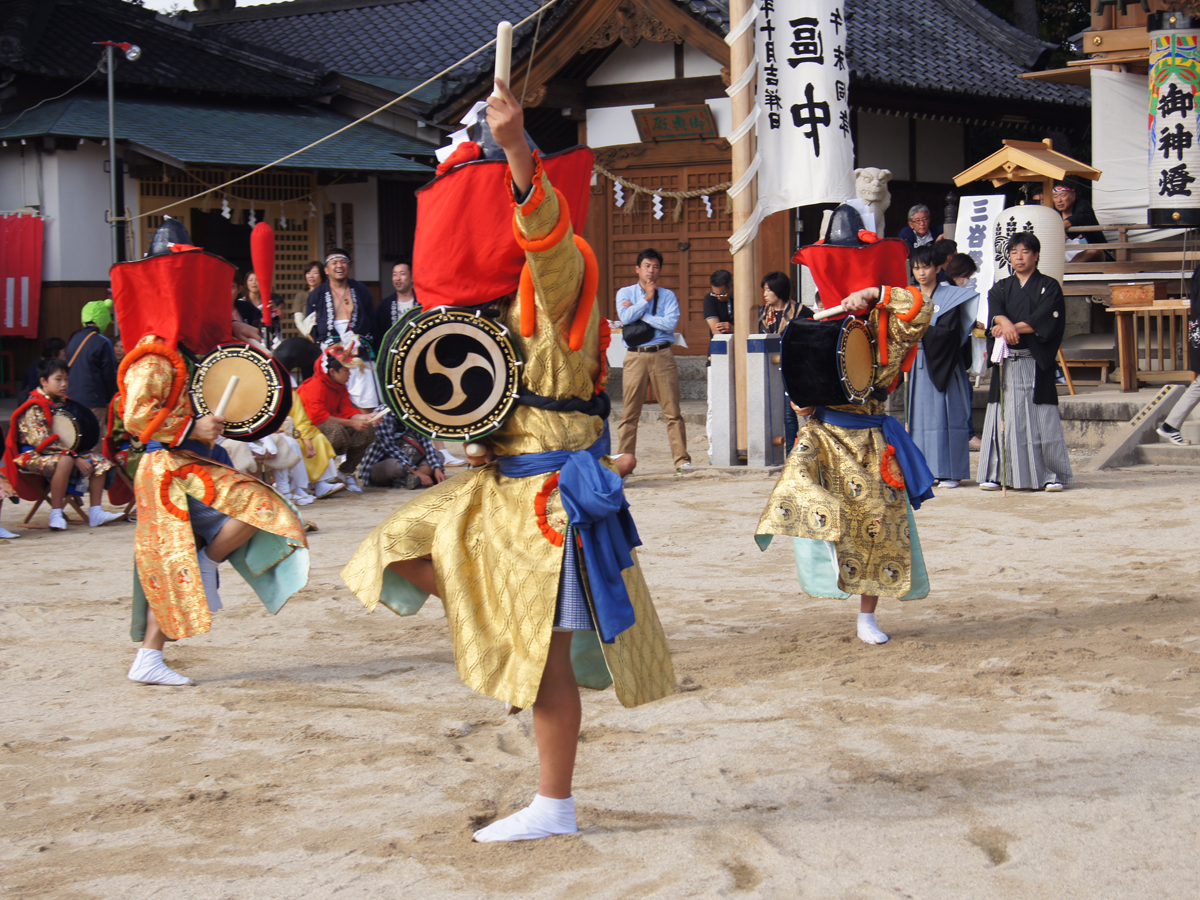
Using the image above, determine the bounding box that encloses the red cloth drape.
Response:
[0,214,44,338]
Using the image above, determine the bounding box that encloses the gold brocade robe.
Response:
[757,287,932,598]
[123,336,308,640]
[341,165,676,711]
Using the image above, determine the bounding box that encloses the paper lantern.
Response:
[991,204,1065,286]
[1148,13,1200,227]
[250,222,275,325]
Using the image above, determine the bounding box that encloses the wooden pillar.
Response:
[729,0,758,455]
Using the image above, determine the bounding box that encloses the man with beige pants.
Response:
[616,248,692,472]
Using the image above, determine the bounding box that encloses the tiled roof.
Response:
[188,0,1088,110]
[340,73,444,107]
[196,0,549,82]
[0,95,434,173]
[847,0,1088,107]
[0,0,332,99]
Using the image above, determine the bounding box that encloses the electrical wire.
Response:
[131,0,564,224]
[1,61,103,131]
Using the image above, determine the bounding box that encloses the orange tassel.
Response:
[117,341,189,444]
[568,235,599,352]
[519,262,536,338]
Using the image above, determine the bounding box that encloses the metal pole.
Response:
[107,44,119,266]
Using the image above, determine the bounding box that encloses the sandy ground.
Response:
[2,420,1199,900]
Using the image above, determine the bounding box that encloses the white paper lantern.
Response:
[991,203,1065,286]
[1148,13,1200,227]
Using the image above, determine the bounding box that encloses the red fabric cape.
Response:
[110,249,235,353]
[793,238,910,315]
[4,391,56,502]
[412,145,594,310]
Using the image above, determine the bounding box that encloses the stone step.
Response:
[1135,443,1200,465]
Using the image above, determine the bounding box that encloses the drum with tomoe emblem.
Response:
[376,307,523,441]
[780,316,876,408]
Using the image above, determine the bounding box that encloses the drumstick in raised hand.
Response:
[491,21,512,96]
[213,375,241,419]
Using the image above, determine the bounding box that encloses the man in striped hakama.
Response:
[977,232,1073,492]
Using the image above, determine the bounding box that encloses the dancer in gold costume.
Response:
[342,81,674,842]
[756,205,935,645]
[113,233,309,686]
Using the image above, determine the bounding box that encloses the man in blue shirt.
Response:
[616,248,692,471]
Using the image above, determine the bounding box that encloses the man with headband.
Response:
[305,249,376,350]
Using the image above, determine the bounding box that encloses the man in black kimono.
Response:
[977,232,1073,492]
[305,249,377,350]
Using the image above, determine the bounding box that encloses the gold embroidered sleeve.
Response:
[123,353,193,445]
[18,406,55,450]
[870,286,933,388]
[512,167,584,328]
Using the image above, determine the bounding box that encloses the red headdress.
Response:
[110,248,234,354]
[412,144,594,310]
[793,205,909,318]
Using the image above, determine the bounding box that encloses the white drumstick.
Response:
[213,375,240,418]
[813,304,845,321]
[465,442,487,458]
[492,21,512,94]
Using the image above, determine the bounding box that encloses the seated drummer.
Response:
[3,358,124,531]
[295,345,375,493]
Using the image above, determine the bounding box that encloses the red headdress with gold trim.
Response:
[793,204,909,317]
[412,144,594,310]
[110,248,235,354]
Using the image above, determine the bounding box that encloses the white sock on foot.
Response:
[857,612,889,645]
[48,509,67,530]
[89,505,124,527]
[0,524,19,539]
[472,794,578,842]
[127,648,194,686]
[198,548,223,612]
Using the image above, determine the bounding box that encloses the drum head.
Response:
[52,400,100,453]
[377,308,522,441]
[191,343,291,442]
[838,319,875,402]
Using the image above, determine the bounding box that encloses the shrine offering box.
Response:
[1110,282,1168,306]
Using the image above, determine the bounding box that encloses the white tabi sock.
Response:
[0,524,19,539]
[472,794,578,843]
[127,648,194,686]
[198,547,223,612]
[89,505,124,527]
[857,612,889,645]
[48,509,68,530]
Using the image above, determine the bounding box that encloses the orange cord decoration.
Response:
[900,343,920,373]
[880,445,906,490]
[568,235,599,352]
[518,261,536,338]
[117,341,189,444]
[511,188,571,253]
[595,319,612,394]
[159,463,216,520]
[534,473,566,547]
[876,308,890,366]
[882,285,925,322]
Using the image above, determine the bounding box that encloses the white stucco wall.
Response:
[585,40,731,148]
[324,178,379,287]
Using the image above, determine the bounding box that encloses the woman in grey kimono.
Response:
[907,247,977,487]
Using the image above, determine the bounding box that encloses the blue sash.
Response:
[813,407,935,510]
[145,438,233,468]
[496,435,639,643]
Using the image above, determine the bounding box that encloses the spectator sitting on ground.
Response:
[294,346,375,493]
[357,409,445,489]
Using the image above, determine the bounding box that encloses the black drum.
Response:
[781,317,876,408]
[190,342,292,442]
[51,399,101,453]
[376,306,523,441]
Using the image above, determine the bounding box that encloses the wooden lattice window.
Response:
[138,169,323,338]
